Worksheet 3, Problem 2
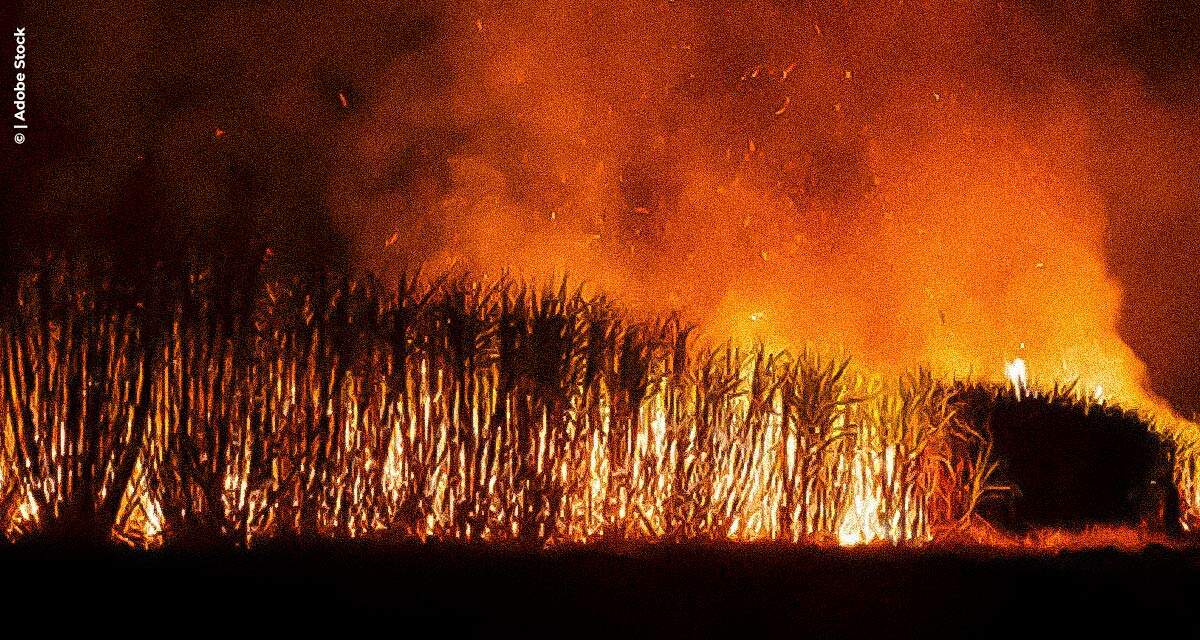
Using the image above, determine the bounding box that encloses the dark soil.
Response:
[3,541,1198,637]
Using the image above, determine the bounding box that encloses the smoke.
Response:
[8,0,1200,413]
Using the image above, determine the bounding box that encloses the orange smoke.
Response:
[327,0,1186,414]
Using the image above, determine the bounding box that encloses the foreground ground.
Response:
[3,542,1199,637]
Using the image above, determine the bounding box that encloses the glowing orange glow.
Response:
[325,0,1190,433]
[6,0,1200,552]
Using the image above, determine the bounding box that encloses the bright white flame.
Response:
[837,447,900,545]
[1005,358,1027,398]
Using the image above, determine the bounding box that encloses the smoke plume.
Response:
[8,0,1200,413]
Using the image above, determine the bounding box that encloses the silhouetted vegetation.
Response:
[951,382,1179,533]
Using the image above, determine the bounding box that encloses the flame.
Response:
[837,448,894,546]
[1005,358,1028,397]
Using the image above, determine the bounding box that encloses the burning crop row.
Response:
[1,256,1196,547]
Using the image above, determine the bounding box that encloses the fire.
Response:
[837,449,892,546]
[2,262,1197,549]
[1005,358,1028,397]
[315,0,1193,444]
[7,0,1200,551]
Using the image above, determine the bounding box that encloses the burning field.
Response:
[1,257,1197,548]
[3,0,1200,632]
